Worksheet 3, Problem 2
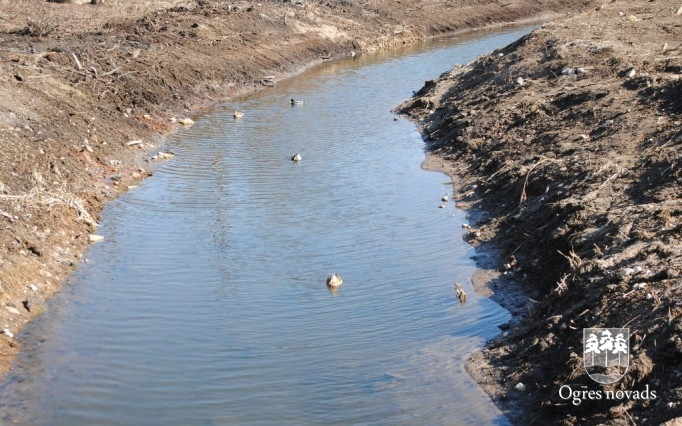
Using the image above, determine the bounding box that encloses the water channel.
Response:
[0,26,534,425]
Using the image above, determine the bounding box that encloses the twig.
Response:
[557,248,582,269]
[519,157,563,205]
[100,67,120,77]
[71,52,82,71]
[622,314,641,328]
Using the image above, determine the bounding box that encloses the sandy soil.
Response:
[399,1,682,424]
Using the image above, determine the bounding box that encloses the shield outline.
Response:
[583,327,630,384]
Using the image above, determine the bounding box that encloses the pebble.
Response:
[29,283,38,292]
[625,68,636,78]
[633,266,643,273]
[515,382,527,392]
[1,329,13,339]
[6,306,20,315]
[178,118,195,126]
[633,283,647,290]
[157,151,174,159]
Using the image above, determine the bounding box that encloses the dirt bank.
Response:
[0,0,599,375]
[399,0,682,424]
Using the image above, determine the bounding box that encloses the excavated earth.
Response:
[399,0,682,424]
[2,0,680,425]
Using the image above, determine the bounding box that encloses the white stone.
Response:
[89,234,105,243]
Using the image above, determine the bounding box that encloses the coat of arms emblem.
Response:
[583,328,630,384]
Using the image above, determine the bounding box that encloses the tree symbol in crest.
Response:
[585,332,600,365]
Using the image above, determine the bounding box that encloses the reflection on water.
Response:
[0,27,534,425]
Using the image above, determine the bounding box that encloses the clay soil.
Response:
[399,0,682,424]
[1,0,678,424]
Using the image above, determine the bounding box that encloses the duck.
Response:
[233,110,244,119]
[291,98,305,105]
[326,273,343,288]
[291,153,302,162]
[455,283,467,304]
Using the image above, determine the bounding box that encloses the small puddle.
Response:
[0,26,535,425]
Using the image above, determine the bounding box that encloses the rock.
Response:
[625,68,636,78]
[89,234,104,243]
[620,267,635,277]
[515,382,527,392]
[127,140,142,146]
[441,195,449,202]
[633,265,643,273]
[6,306,20,315]
[157,151,174,159]
[1,329,14,339]
[29,283,38,292]
[178,117,194,126]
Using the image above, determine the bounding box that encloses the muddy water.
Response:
[0,27,533,425]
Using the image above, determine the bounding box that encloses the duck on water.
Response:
[326,273,343,289]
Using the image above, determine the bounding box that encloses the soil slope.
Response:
[399,1,682,424]
[0,0,599,376]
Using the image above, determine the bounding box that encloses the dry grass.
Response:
[0,172,97,227]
